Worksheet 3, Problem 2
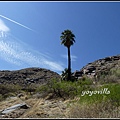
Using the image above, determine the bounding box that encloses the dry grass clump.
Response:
[68,100,120,118]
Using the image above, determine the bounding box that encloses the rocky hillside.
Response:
[73,54,120,80]
[0,54,120,86]
[0,55,120,118]
[0,67,60,86]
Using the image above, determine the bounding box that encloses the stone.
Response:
[104,57,112,61]
[1,103,30,114]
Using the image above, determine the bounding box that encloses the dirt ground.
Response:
[0,93,73,118]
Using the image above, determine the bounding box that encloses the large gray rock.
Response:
[0,103,29,115]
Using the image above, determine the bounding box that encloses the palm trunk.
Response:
[67,46,71,81]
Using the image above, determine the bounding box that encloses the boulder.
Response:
[1,103,30,115]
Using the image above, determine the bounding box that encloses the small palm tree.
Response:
[60,29,75,81]
[61,68,68,80]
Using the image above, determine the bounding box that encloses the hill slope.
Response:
[0,55,120,118]
[73,54,120,81]
[0,67,60,86]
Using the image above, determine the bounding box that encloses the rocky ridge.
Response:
[0,55,120,85]
[73,54,120,80]
[0,67,60,86]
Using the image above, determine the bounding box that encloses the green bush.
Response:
[101,83,120,107]
[78,76,93,85]
[37,77,94,99]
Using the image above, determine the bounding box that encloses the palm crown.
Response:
[60,29,75,48]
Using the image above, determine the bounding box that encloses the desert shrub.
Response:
[0,94,3,101]
[21,84,37,95]
[37,77,94,99]
[104,75,118,83]
[115,69,120,77]
[37,78,72,99]
[77,76,93,85]
[98,68,120,84]
[0,84,22,100]
[0,84,20,95]
[110,68,120,77]
[101,83,120,107]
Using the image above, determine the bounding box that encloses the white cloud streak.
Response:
[0,19,10,32]
[43,60,64,72]
[61,54,77,62]
[0,15,35,32]
[0,19,64,72]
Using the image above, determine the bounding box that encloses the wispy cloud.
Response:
[61,54,77,62]
[0,15,35,32]
[0,19,10,32]
[43,60,64,72]
[0,19,64,72]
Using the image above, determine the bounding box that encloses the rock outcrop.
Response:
[0,67,60,86]
[73,54,120,79]
[0,55,120,85]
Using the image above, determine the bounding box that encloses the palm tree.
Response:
[61,68,68,80]
[60,29,75,81]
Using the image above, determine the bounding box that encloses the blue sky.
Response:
[0,1,120,74]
